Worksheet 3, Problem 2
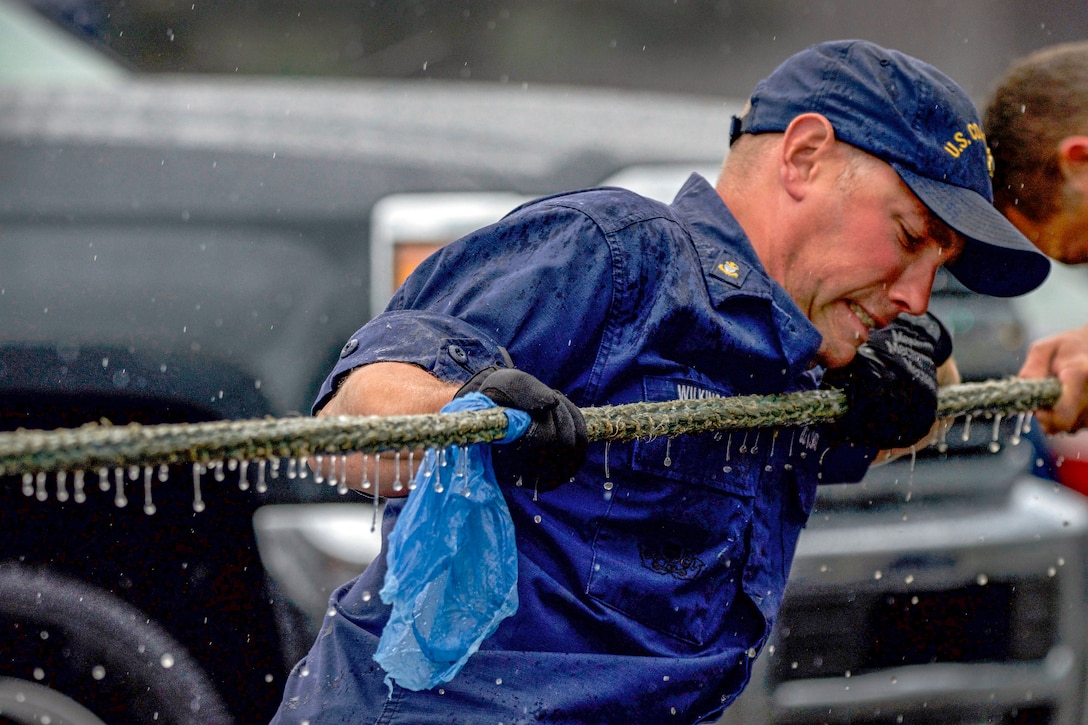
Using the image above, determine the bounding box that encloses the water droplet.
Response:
[371,469,380,529]
[257,458,271,493]
[92,665,106,680]
[328,455,341,488]
[361,590,372,602]
[603,440,612,480]
[874,570,883,580]
[73,470,86,503]
[35,471,48,502]
[33,667,45,680]
[191,464,205,512]
[533,514,542,524]
[663,438,672,467]
[393,451,404,492]
[113,467,127,507]
[160,653,175,669]
[977,573,989,586]
[1011,412,1025,446]
[495,677,503,685]
[143,466,156,515]
[989,413,1004,453]
[56,471,69,502]
[961,414,973,441]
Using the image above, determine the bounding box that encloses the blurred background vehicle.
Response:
[4,0,1088,723]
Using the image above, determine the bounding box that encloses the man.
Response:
[272,41,1048,724]
[986,41,1088,434]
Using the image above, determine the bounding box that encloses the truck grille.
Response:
[771,577,1058,683]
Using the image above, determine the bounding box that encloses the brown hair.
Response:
[984,41,1088,221]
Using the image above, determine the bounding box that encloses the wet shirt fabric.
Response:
[273,174,872,724]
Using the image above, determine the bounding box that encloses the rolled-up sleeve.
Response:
[312,311,509,414]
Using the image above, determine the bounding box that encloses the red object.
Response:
[1051,431,1088,496]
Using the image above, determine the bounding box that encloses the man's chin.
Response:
[815,344,859,370]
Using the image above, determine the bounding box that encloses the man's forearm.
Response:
[314,361,460,496]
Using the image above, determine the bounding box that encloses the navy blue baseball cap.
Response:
[730,39,1049,297]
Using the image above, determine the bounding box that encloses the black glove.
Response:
[821,312,952,449]
[455,367,588,491]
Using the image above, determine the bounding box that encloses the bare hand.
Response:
[1019,324,1088,434]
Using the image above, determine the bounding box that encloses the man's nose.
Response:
[889,262,937,316]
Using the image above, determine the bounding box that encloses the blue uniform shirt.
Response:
[275,174,872,724]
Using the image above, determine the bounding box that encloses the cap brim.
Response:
[894,165,1050,297]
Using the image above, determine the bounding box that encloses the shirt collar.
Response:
[670,173,823,375]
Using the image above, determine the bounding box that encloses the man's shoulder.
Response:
[511,185,678,236]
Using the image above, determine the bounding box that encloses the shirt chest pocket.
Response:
[585,377,768,648]
[631,376,760,499]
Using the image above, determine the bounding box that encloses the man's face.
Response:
[780,153,963,369]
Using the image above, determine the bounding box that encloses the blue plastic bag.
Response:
[374,392,530,692]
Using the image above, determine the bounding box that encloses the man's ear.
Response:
[780,113,837,200]
[1058,135,1088,194]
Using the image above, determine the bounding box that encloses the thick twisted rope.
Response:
[0,377,1061,476]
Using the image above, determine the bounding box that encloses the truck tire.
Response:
[0,564,233,725]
